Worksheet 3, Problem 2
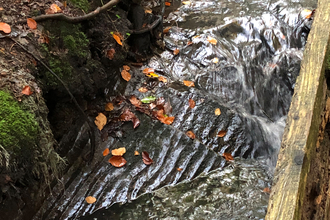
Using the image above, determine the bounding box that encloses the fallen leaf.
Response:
[187,41,193,46]
[120,108,140,128]
[143,68,155,74]
[222,152,234,161]
[183,80,195,87]
[142,151,153,165]
[112,33,123,46]
[111,147,126,156]
[163,27,171,34]
[177,167,183,171]
[146,72,159,78]
[212,57,219,63]
[46,3,62,14]
[22,85,33,95]
[0,22,11,34]
[165,2,171,6]
[217,130,226,137]
[301,9,313,19]
[263,187,271,194]
[85,196,96,204]
[138,87,148,93]
[189,99,195,108]
[141,96,156,104]
[207,36,217,45]
[154,109,175,125]
[105,102,114,111]
[186,131,196,139]
[27,18,37,30]
[158,76,167,83]
[173,48,180,55]
[123,65,130,71]
[103,148,110,156]
[145,9,152,14]
[215,108,221,116]
[134,151,140,155]
[95,113,107,130]
[182,1,191,4]
[121,69,131,81]
[130,95,142,107]
[106,48,115,60]
[109,156,127,167]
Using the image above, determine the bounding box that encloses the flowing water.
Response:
[32,0,317,219]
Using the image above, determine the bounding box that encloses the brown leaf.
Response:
[207,36,217,45]
[111,147,126,156]
[105,102,114,111]
[222,152,234,161]
[188,99,195,108]
[154,109,175,125]
[186,131,196,139]
[159,76,167,83]
[22,85,33,95]
[103,148,110,156]
[0,22,11,34]
[121,69,131,81]
[177,167,183,171]
[143,68,155,74]
[46,3,62,14]
[165,2,171,6]
[130,95,142,107]
[215,108,221,115]
[163,27,171,34]
[217,130,227,137]
[95,113,107,131]
[138,87,148,93]
[112,33,123,46]
[173,48,180,55]
[106,48,115,60]
[120,108,140,128]
[109,156,127,167]
[263,187,271,194]
[187,41,193,46]
[85,196,97,204]
[142,151,153,165]
[123,65,130,71]
[183,80,195,87]
[134,150,140,155]
[27,18,37,30]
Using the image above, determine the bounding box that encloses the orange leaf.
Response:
[85,196,96,204]
[183,80,195,87]
[106,48,115,60]
[142,151,153,165]
[112,33,123,46]
[21,85,33,95]
[143,68,155,74]
[215,108,221,115]
[111,147,126,156]
[0,22,11,34]
[187,41,193,46]
[109,156,127,167]
[186,131,196,139]
[103,148,110,156]
[27,18,37,30]
[105,102,114,111]
[94,113,107,131]
[129,95,142,107]
[217,130,227,137]
[145,9,152,14]
[138,87,148,93]
[165,2,171,6]
[173,48,180,55]
[263,187,271,193]
[222,152,234,161]
[155,109,175,125]
[134,150,140,155]
[177,167,183,171]
[188,99,195,108]
[163,27,171,34]
[159,76,167,83]
[207,36,217,45]
[123,65,130,71]
[121,69,131,81]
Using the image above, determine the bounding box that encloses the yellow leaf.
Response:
[182,1,191,5]
[85,196,96,204]
[146,72,159,78]
[105,102,114,111]
[95,113,107,130]
[112,147,126,156]
[207,36,217,45]
[215,108,221,116]
[212,57,219,63]
[112,33,123,46]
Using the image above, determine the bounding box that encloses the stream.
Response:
[32,0,316,219]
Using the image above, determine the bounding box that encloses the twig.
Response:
[10,38,96,161]
[17,0,121,24]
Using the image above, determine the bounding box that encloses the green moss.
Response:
[68,0,89,12]
[0,90,38,155]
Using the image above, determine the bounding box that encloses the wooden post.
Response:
[265,0,330,219]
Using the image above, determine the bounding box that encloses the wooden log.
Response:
[265,0,330,219]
